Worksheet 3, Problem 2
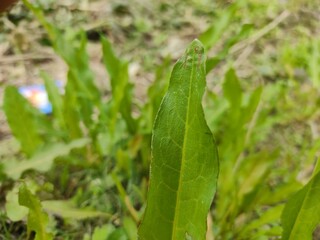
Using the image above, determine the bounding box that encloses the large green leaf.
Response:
[19,184,53,240]
[281,163,320,239]
[3,138,90,180]
[138,40,219,240]
[3,86,43,156]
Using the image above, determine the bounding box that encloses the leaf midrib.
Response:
[172,56,196,239]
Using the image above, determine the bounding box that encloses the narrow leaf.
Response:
[3,86,43,156]
[42,72,66,130]
[281,166,320,239]
[223,68,242,109]
[205,24,253,74]
[42,200,111,220]
[198,5,236,50]
[19,184,53,240]
[3,138,90,180]
[143,56,171,131]
[101,37,136,134]
[62,75,83,139]
[240,204,284,237]
[138,40,219,240]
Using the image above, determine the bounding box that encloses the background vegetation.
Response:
[0,0,320,239]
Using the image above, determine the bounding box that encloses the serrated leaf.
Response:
[3,86,43,156]
[138,40,219,240]
[42,200,111,220]
[281,164,320,239]
[19,184,53,240]
[3,138,90,180]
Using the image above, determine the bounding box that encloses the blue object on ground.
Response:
[18,81,63,115]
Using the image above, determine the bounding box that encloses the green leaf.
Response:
[123,217,137,240]
[42,200,111,220]
[3,138,90,180]
[240,204,284,237]
[92,224,115,240]
[19,184,53,240]
[223,68,242,109]
[281,164,320,239]
[5,184,29,221]
[101,37,136,134]
[66,32,101,106]
[101,36,121,78]
[142,56,171,131]
[24,0,101,130]
[198,5,236,50]
[3,86,43,156]
[205,23,253,74]
[22,0,57,41]
[62,75,83,139]
[108,228,127,240]
[138,40,219,240]
[42,72,66,130]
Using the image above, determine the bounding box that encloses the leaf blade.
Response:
[281,167,320,239]
[42,72,66,130]
[138,39,219,240]
[3,86,43,156]
[3,138,90,180]
[19,184,53,240]
[42,200,111,220]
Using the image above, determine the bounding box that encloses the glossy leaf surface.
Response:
[138,39,219,240]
